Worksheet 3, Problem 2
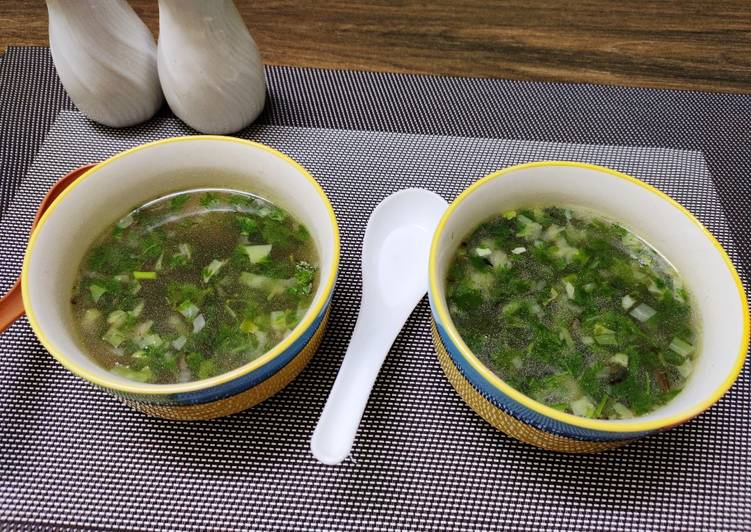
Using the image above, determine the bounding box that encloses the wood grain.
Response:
[1,0,749,93]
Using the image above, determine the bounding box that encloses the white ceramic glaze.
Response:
[431,162,747,428]
[23,137,338,393]
[311,189,448,464]
[47,0,163,128]
[157,0,266,134]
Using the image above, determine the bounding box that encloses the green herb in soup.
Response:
[446,206,698,419]
[71,189,319,384]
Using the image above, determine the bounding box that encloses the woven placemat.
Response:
[1,110,748,531]
[0,47,749,530]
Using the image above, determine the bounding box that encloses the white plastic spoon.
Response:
[311,188,448,465]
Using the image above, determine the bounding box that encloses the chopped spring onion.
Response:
[202,259,227,283]
[609,353,629,367]
[270,311,287,331]
[611,402,634,419]
[564,281,575,299]
[242,244,273,264]
[140,334,163,348]
[82,309,101,328]
[593,323,615,336]
[179,243,191,256]
[133,271,157,280]
[240,319,258,333]
[172,336,187,350]
[502,301,522,316]
[503,210,517,220]
[630,303,656,322]
[167,313,189,335]
[595,335,618,346]
[570,396,596,418]
[128,300,145,318]
[552,237,579,262]
[255,330,268,350]
[593,323,617,346]
[133,320,154,337]
[621,294,636,310]
[581,336,595,346]
[669,337,694,358]
[102,327,126,348]
[111,365,153,383]
[559,327,574,348]
[193,314,206,333]
[475,247,492,257]
[131,350,148,361]
[543,224,564,241]
[677,358,694,378]
[240,272,266,289]
[647,281,663,297]
[511,247,527,255]
[107,310,128,327]
[516,216,542,240]
[594,395,609,418]
[89,284,107,302]
[544,287,559,306]
[178,300,200,320]
[488,250,509,269]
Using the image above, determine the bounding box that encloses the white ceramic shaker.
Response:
[46,0,163,128]
[157,0,267,134]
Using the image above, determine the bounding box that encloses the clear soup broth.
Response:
[71,189,319,384]
[446,205,698,420]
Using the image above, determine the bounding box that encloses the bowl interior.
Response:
[432,162,747,427]
[24,137,338,392]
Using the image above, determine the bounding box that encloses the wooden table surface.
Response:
[1,0,749,93]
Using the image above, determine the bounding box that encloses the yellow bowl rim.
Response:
[428,160,749,433]
[21,135,341,396]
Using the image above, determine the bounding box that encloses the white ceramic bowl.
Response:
[22,136,340,419]
[429,161,748,452]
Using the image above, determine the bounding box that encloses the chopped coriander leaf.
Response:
[237,216,259,236]
[200,192,220,208]
[170,193,190,210]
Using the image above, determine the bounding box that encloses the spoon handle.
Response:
[311,303,409,465]
[0,163,96,335]
[0,279,24,334]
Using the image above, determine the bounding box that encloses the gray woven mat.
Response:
[0,110,748,531]
[1,47,750,530]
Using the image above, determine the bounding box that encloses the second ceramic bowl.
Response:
[428,161,748,452]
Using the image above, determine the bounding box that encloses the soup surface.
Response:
[446,206,698,419]
[71,189,319,384]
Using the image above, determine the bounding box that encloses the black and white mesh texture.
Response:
[0,47,749,531]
